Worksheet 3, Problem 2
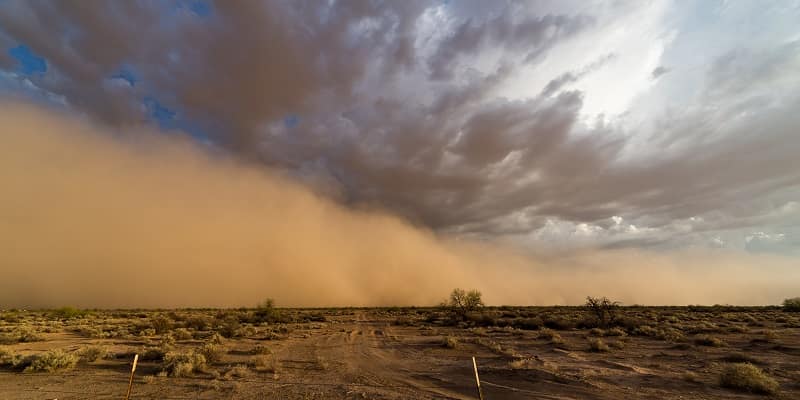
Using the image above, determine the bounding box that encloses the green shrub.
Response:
[24,349,79,372]
[719,363,778,394]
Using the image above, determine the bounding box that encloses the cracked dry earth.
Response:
[1,308,799,399]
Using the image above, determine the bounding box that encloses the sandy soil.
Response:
[1,307,798,399]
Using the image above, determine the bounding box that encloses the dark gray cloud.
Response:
[0,0,798,253]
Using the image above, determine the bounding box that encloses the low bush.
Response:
[0,347,23,368]
[50,307,90,320]
[538,328,563,344]
[172,328,193,340]
[719,363,778,394]
[0,328,45,345]
[78,346,108,362]
[606,327,627,337]
[24,349,79,372]
[442,336,458,349]
[543,317,575,331]
[249,354,279,373]
[151,316,172,335]
[223,364,251,379]
[199,342,225,364]
[588,338,609,352]
[163,350,207,377]
[634,325,685,342]
[694,335,726,347]
[589,328,605,336]
[720,353,760,364]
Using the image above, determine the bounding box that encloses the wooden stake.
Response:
[125,353,138,400]
[472,356,484,400]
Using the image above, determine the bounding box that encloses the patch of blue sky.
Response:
[284,114,300,129]
[142,95,213,143]
[169,0,212,18]
[143,96,178,129]
[7,44,46,76]
[188,0,212,17]
[110,65,137,87]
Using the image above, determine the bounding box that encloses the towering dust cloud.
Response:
[1,102,798,308]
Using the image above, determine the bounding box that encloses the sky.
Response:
[0,1,799,306]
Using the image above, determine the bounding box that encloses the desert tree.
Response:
[783,297,800,312]
[585,296,620,328]
[443,288,484,319]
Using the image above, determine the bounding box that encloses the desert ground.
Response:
[1,305,798,399]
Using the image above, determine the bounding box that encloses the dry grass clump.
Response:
[719,353,760,364]
[588,328,605,336]
[442,336,459,349]
[249,354,279,373]
[24,349,79,372]
[605,327,627,337]
[682,371,700,383]
[223,364,251,380]
[588,338,610,352]
[199,342,225,364]
[634,325,685,342]
[538,328,563,344]
[0,347,23,368]
[694,335,726,347]
[162,350,207,377]
[477,338,519,357]
[508,357,543,370]
[0,327,45,345]
[728,324,749,333]
[249,345,271,355]
[609,339,626,349]
[719,363,779,394]
[172,328,193,340]
[78,345,108,362]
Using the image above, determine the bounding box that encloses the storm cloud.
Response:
[1,0,799,256]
